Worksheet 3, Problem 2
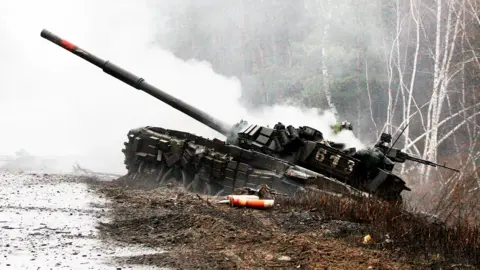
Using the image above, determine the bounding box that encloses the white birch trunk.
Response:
[321,0,339,117]
[422,0,461,181]
[422,0,443,164]
[401,0,422,174]
[384,1,404,135]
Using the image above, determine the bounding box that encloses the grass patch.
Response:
[278,188,480,265]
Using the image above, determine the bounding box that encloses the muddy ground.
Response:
[2,169,474,269]
[90,176,454,270]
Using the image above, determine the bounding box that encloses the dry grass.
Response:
[277,187,480,265]
[432,169,480,225]
[405,168,480,224]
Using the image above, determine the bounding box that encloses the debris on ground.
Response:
[232,184,287,199]
[222,185,279,209]
[363,234,372,245]
[72,163,122,180]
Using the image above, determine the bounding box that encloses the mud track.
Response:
[91,176,428,269]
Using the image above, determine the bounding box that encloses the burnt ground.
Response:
[87,175,470,270]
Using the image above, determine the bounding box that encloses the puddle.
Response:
[0,171,168,269]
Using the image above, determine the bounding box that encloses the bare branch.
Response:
[402,0,423,174]
[405,102,480,150]
[383,123,422,156]
[364,57,379,137]
[438,110,480,145]
[466,0,480,25]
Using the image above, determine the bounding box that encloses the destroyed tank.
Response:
[40,29,459,203]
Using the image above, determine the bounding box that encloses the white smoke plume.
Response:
[0,0,364,174]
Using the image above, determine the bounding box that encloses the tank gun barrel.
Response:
[374,132,460,173]
[40,29,232,136]
[397,152,460,173]
[379,145,460,173]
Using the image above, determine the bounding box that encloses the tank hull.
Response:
[122,126,371,199]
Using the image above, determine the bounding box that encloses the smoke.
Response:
[245,106,363,148]
[0,0,364,175]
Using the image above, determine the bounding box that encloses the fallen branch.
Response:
[72,163,122,178]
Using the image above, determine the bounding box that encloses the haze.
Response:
[0,0,362,174]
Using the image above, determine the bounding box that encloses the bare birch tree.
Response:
[319,0,339,117]
[378,0,480,187]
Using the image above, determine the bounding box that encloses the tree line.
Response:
[153,0,480,205]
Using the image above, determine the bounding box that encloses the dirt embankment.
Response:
[89,175,457,270]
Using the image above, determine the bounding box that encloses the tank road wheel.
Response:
[181,170,193,189]
[181,168,219,195]
[154,162,166,183]
[205,181,224,196]
[122,130,144,175]
[122,141,139,175]
[187,173,207,194]
[157,163,175,185]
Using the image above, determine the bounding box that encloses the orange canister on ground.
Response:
[230,197,248,207]
[245,199,275,209]
[227,195,259,201]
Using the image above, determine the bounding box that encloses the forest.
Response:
[152,0,480,223]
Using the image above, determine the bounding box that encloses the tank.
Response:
[40,29,460,202]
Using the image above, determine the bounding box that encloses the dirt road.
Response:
[0,171,166,270]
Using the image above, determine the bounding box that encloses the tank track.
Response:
[122,126,370,199]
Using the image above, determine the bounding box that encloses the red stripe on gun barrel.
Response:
[60,40,75,50]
